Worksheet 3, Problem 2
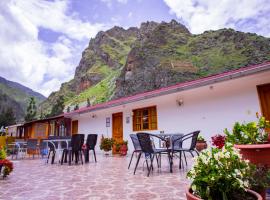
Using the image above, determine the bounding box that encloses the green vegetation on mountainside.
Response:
[41,20,270,115]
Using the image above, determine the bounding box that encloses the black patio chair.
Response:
[39,140,48,159]
[26,139,39,158]
[85,134,98,163]
[172,130,200,169]
[135,132,171,176]
[128,134,142,170]
[61,134,84,165]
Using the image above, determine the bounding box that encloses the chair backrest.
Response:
[27,139,38,150]
[136,132,154,154]
[71,134,84,151]
[181,131,200,150]
[171,134,183,149]
[130,134,141,151]
[86,134,97,150]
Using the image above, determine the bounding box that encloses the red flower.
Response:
[211,134,226,149]
[0,159,13,171]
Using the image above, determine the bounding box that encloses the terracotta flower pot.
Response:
[120,144,128,156]
[234,144,270,167]
[195,141,207,152]
[186,188,262,200]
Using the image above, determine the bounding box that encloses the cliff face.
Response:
[41,20,270,113]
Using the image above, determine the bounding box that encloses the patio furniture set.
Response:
[128,131,200,176]
[8,134,98,165]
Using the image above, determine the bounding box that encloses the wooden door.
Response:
[257,83,270,120]
[112,112,123,153]
[71,120,78,135]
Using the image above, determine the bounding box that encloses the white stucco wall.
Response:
[71,70,270,153]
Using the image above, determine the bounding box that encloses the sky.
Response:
[0,0,270,97]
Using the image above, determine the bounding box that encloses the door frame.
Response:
[112,112,123,154]
[257,83,270,120]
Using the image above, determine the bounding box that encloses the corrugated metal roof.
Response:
[65,61,270,117]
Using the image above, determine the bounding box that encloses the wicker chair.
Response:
[172,131,200,169]
[128,134,142,170]
[135,132,171,176]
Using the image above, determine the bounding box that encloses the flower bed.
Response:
[0,146,13,178]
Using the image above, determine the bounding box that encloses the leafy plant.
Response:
[197,134,205,142]
[114,140,128,153]
[224,115,270,145]
[211,134,226,149]
[0,146,7,160]
[187,143,252,199]
[99,135,114,152]
[248,165,270,193]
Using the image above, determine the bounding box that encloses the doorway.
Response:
[257,83,270,120]
[112,112,123,153]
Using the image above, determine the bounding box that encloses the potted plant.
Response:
[186,143,262,200]
[119,140,128,156]
[99,135,114,155]
[195,135,207,152]
[211,134,226,149]
[0,146,13,178]
[248,165,270,200]
[224,114,270,167]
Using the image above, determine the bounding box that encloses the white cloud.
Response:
[101,0,128,8]
[163,0,270,37]
[0,0,106,97]
[128,12,133,18]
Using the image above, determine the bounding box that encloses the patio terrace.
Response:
[0,154,191,200]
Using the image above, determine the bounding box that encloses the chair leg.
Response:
[93,149,97,162]
[61,150,65,165]
[179,151,182,169]
[148,155,155,177]
[183,151,187,166]
[80,151,83,165]
[69,150,72,165]
[128,151,135,169]
[155,154,159,168]
[133,152,142,175]
[47,151,51,164]
[51,151,55,164]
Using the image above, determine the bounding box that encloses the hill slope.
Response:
[0,76,46,120]
[41,20,270,113]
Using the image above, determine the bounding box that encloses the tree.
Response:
[49,96,65,117]
[0,107,16,127]
[25,97,37,122]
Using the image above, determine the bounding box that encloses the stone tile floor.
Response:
[0,154,191,200]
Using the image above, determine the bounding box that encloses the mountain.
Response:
[0,76,46,120]
[41,20,270,113]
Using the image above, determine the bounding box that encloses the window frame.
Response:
[132,105,158,131]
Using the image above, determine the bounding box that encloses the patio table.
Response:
[154,133,184,173]
[43,138,71,164]
[8,141,27,159]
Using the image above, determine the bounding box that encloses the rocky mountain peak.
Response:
[40,19,270,115]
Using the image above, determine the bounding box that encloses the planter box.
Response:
[234,144,270,167]
[186,187,262,200]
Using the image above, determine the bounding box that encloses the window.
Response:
[133,106,157,131]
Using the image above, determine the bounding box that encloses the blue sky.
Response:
[0,0,269,97]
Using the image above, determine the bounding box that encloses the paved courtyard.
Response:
[0,154,191,200]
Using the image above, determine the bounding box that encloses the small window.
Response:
[133,106,157,131]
